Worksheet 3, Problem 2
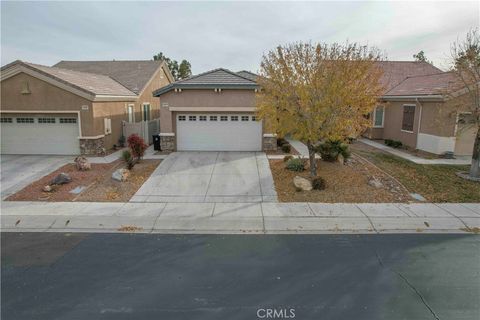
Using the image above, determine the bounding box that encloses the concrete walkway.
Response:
[359,138,472,165]
[2,201,478,234]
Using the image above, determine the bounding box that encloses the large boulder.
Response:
[112,168,130,182]
[74,156,91,171]
[50,173,72,185]
[293,176,312,191]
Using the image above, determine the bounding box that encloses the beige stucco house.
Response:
[154,68,276,152]
[0,60,173,155]
[365,62,476,156]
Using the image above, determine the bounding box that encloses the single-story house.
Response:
[153,68,276,152]
[0,60,173,155]
[365,61,476,156]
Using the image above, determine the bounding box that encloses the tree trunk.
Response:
[469,127,480,178]
[307,141,317,178]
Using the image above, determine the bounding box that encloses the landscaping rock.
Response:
[293,176,313,191]
[74,156,91,171]
[368,178,383,188]
[112,168,130,182]
[337,154,345,165]
[51,173,72,185]
[42,185,53,192]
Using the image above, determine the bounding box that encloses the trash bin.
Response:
[153,135,161,151]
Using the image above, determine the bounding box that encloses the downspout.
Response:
[415,98,423,150]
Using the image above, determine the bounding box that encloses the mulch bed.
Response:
[269,155,412,203]
[6,159,161,202]
[266,145,300,156]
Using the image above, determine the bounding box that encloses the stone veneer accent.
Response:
[160,134,175,151]
[263,134,277,151]
[79,137,106,156]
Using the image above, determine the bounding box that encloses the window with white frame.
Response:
[142,103,151,121]
[178,115,186,121]
[231,116,238,121]
[127,105,134,123]
[210,115,217,121]
[0,118,13,123]
[241,115,249,121]
[373,106,384,128]
[401,105,415,132]
[38,117,56,124]
[104,118,112,135]
[220,116,228,121]
[189,115,197,121]
[16,117,34,123]
[59,118,77,124]
[252,116,257,121]
[199,115,207,121]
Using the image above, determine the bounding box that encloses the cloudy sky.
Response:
[1,1,478,73]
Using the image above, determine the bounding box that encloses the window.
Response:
[231,116,238,121]
[199,115,207,121]
[189,115,197,121]
[220,116,228,121]
[210,116,217,121]
[252,116,257,121]
[142,103,151,121]
[127,105,134,123]
[38,117,56,124]
[241,115,249,121]
[0,118,13,123]
[104,118,112,135]
[16,117,34,123]
[59,118,77,124]
[178,115,186,121]
[402,105,415,132]
[373,106,384,128]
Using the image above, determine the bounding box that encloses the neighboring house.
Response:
[0,60,173,155]
[365,61,476,156]
[153,68,276,152]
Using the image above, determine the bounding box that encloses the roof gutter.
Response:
[153,83,259,97]
[381,95,444,101]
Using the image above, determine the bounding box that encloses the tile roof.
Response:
[54,60,164,94]
[384,72,463,96]
[236,70,258,82]
[2,60,136,97]
[153,68,258,96]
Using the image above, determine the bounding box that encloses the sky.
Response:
[1,1,478,73]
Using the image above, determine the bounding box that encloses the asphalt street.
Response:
[1,233,479,320]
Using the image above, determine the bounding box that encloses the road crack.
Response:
[375,251,440,320]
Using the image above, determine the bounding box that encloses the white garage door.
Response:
[1,115,80,155]
[176,114,262,151]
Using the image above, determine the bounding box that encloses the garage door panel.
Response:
[177,114,262,151]
[1,116,80,155]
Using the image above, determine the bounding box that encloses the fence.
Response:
[122,119,160,145]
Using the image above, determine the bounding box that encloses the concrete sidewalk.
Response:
[359,138,472,165]
[1,201,478,234]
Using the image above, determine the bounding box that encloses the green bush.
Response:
[385,139,403,148]
[281,144,291,153]
[312,177,326,190]
[286,158,305,172]
[283,155,293,162]
[316,140,351,162]
[122,150,135,169]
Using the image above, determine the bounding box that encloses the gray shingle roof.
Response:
[237,70,258,82]
[153,68,258,96]
[2,60,136,97]
[54,60,164,94]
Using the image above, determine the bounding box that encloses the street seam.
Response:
[203,152,219,202]
[433,204,469,228]
[150,203,168,233]
[459,204,480,216]
[355,204,379,233]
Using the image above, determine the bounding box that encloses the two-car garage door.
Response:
[176,114,262,151]
[0,115,80,155]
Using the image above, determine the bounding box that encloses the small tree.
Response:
[413,50,433,64]
[178,60,192,79]
[153,52,192,80]
[450,28,480,178]
[257,42,384,177]
[127,134,148,162]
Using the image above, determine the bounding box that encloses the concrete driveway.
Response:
[132,152,277,203]
[0,155,71,199]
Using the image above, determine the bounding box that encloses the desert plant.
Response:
[316,140,351,162]
[286,158,305,171]
[118,135,126,147]
[311,177,326,190]
[283,155,293,162]
[384,139,403,148]
[127,134,148,161]
[281,144,291,153]
[122,150,135,169]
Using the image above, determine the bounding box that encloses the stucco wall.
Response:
[381,101,421,148]
[0,72,94,136]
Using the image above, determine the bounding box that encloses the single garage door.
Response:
[1,115,80,155]
[176,114,262,151]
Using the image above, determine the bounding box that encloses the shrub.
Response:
[286,158,305,171]
[311,177,326,190]
[127,134,148,160]
[118,135,126,147]
[283,155,293,162]
[122,150,135,169]
[277,138,287,147]
[316,140,351,162]
[385,139,403,148]
[281,144,291,153]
